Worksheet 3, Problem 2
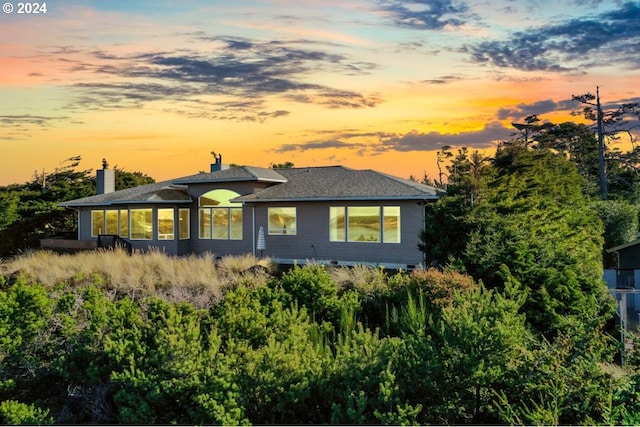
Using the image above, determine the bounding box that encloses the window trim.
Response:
[157,208,175,240]
[129,208,153,240]
[199,206,243,240]
[199,208,212,239]
[178,208,190,240]
[91,210,104,237]
[329,205,401,244]
[268,207,297,235]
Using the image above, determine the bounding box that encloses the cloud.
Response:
[274,139,369,153]
[496,96,640,123]
[272,124,510,155]
[286,89,382,109]
[60,36,382,118]
[410,74,466,85]
[0,114,68,126]
[162,99,291,123]
[377,121,513,151]
[378,0,470,29]
[0,114,69,141]
[497,99,566,121]
[467,2,640,72]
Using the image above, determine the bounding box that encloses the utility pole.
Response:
[596,86,608,200]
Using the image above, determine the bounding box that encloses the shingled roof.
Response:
[234,166,440,202]
[173,166,287,184]
[60,181,191,207]
[60,165,439,207]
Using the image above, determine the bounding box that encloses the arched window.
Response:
[199,189,242,207]
[199,189,243,240]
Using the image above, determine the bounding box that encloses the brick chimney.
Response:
[96,158,115,194]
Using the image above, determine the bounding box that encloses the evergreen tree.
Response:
[421,145,616,336]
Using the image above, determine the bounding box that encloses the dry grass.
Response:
[329,264,390,295]
[1,249,274,308]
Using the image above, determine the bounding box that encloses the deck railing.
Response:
[97,234,133,255]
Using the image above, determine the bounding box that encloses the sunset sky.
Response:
[1,0,639,185]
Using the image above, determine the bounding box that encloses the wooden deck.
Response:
[40,239,98,253]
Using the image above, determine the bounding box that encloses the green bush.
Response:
[274,264,357,326]
[0,400,53,425]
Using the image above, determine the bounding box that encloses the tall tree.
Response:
[572,87,640,200]
[0,160,155,257]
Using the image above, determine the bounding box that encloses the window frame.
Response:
[329,205,401,244]
[91,210,104,237]
[129,208,153,240]
[268,207,297,235]
[157,208,175,240]
[198,189,244,240]
[178,208,190,240]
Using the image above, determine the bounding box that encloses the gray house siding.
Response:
[249,200,428,267]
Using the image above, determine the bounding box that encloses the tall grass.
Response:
[0,249,273,308]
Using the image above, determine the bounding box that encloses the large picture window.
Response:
[130,209,153,240]
[268,207,296,235]
[348,206,380,242]
[198,189,243,240]
[330,206,401,243]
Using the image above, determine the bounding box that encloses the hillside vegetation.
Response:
[0,250,638,425]
[3,126,640,424]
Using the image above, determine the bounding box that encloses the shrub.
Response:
[0,400,53,425]
[274,264,343,324]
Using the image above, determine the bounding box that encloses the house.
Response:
[606,239,640,288]
[59,156,440,268]
[605,239,640,330]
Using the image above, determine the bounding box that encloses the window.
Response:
[130,209,153,240]
[348,206,380,242]
[199,209,212,239]
[329,207,345,242]
[383,206,401,243]
[119,210,128,238]
[91,210,104,237]
[158,208,174,240]
[230,208,243,239]
[330,206,401,243]
[198,189,243,240]
[268,207,296,235]
[105,210,119,235]
[179,208,190,239]
[92,209,129,238]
